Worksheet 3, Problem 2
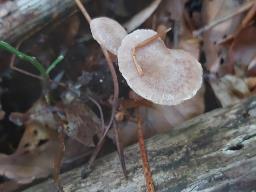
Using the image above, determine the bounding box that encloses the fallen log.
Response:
[0,0,88,43]
[23,96,256,192]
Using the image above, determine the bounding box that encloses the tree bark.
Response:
[0,0,88,43]
[22,97,256,192]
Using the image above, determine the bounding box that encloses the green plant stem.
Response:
[46,55,64,75]
[0,41,47,77]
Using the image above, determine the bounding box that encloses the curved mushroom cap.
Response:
[90,17,127,55]
[117,29,203,105]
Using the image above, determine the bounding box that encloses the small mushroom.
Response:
[90,17,127,55]
[117,29,202,105]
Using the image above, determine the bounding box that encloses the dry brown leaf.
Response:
[124,0,162,32]
[115,86,205,146]
[0,121,59,184]
[0,179,25,192]
[245,77,256,90]
[0,121,92,185]
[11,98,100,147]
[202,0,246,73]
[178,38,200,59]
[211,75,250,107]
[154,85,205,128]
[64,15,80,47]
[154,0,200,59]
[228,24,256,73]
[56,100,100,147]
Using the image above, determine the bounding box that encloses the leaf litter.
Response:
[0,0,256,191]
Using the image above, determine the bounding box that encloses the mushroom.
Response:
[117,29,202,105]
[90,17,127,55]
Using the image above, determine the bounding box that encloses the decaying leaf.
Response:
[111,86,205,146]
[124,0,162,32]
[154,0,201,60]
[11,98,100,147]
[56,100,100,147]
[155,85,205,128]
[0,119,94,184]
[202,0,246,73]
[0,121,59,184]
[211,75,250,107]
[228,24,256,73]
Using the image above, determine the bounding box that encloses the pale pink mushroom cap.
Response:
[90,17,127,55]
[117,29,203,105]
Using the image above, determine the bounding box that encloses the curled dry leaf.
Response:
[115,86,205,146]
[153,0,200,59]
[229,24,256,72]
[124,0,162,32]
[0,120,93,184]
[19,98,100,147]
[201,0,245,73]
[56,100,100,147]
[0,95,100,184]
[211,75,250,107]
[0,121,59,184]
[9,97,100,165]
[117,29,202,105]
[155,85,205,128]
[0,180,23,192]
[90,17,127,55]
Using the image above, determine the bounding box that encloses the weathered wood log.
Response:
[23,97,256,192]
[0,0,88,43]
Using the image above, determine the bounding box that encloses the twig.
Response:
[193,1,254,37]
[137,114,155,192]
[87,96,105,131]
[241,1,256,28]
[74,0,120,174]
[53,127,65,192]
[74,0,92,22]
[113,121,127,178]
[132,28,171,76]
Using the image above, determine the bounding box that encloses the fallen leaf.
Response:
[56,99,100,147]
[154,85,205,128]
[210,75,250,107]
[228,24,256,74]
[0,180,24,192]
[201,0,246,73]
[12,98,100,147]
[0,121,58,184]
[124,0,162,32]
[0,122,94,186]
[114,86,205,146]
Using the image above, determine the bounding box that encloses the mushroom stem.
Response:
[74,0,92,22]
[74,0,121,175]
[132,28,171,76]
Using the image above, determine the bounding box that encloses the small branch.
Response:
[0,41,47,77]
[74,0,120,172]
[193,1,254,37]
[74,0,92,22]
[137,115,155,192]
[53,128,65,192]
[132,28,171,76]
[114,121,127,178]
